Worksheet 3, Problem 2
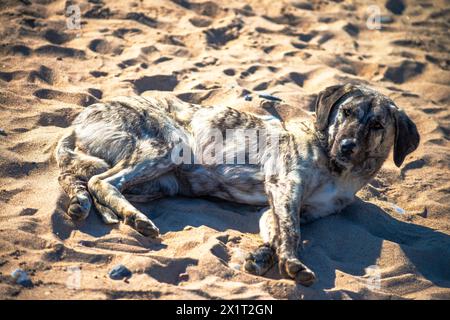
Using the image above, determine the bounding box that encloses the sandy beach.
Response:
[0,0,449,299]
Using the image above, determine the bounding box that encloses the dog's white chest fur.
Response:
[301,179,355,223]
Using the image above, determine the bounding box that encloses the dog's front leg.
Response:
[265,173,316,286]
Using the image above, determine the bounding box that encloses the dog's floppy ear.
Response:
[314,83,359,131]
[392,107,420,167]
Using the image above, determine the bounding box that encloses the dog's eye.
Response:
[343,109,351,117]
[371,121,384,130]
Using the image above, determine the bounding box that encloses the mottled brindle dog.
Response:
[56,83,419,286]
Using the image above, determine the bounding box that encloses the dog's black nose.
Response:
[340,139,356,155]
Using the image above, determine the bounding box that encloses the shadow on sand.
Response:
[52,193,450,296]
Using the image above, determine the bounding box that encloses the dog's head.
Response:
[314,83,420,175]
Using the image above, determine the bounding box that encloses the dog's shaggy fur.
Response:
[55,83,419,286]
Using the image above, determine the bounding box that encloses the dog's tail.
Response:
[55,129,109,219]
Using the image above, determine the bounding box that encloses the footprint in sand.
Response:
[153,56,173,64]
[277,72,307,87]
[0,44,32,56]
[425,55,450,71]
[239,65,261,79]
[83,4,113,19]
[112,28,142,39]
[263,12,302,26]
[43,29,75,45]
[0,71,22,82]
[27,65,54,85]
[383,60,425,84]
[126,12,158,28]
[343,23,359,37]
[159,35,186,47]
[385,0,406,15]
[34,45,86,58]
[118,58,140,69]
[292,2,314,10]
[189,17,212,28]
[88,39,124,56]
[33,89,97,107]
[172,0,221,18]
[131,75,179,94]
[89,70,108,78]
[298,31,318,42]
[0,161,38,178]
[204,18,243,48]
[223,68,236,76]
[19,208,38,216]
[316,32,335,45]
[37,109,77,128]
[87,88,103,100]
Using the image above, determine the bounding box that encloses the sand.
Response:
[0,0,449,300]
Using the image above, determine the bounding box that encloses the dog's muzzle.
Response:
[339,138,357,159]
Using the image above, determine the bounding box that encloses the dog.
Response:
[55,83,419,286]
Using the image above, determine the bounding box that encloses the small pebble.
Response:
[109,264,132,280]
[11,268,33,288]
[0,128,7,136]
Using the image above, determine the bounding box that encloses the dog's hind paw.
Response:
[67,191,92,220]
[132,213,160,238]
[244,244,275,276]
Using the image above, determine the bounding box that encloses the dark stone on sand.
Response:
[109,264,132,280]
[11,269,33,288]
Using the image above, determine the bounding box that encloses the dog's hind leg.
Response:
[88,140,176,237]
[56,130,110,220]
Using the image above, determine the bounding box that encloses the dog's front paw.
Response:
[279,257,316,287]
[244,244,275,276]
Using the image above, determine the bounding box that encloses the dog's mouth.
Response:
[330,155,352,174]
